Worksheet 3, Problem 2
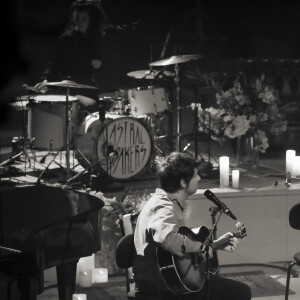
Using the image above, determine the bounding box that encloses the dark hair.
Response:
[63,1,107,39]
[157,152,200,193]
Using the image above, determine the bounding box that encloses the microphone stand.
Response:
[201,207,223,300]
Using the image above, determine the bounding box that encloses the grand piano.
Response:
[0,183,105,300]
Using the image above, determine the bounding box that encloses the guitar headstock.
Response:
[234,222,247,240]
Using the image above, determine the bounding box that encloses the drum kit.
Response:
[6,54,202,183]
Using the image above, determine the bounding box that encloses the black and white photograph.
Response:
[1,1,300,299]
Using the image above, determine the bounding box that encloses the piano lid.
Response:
[0,184,105,268]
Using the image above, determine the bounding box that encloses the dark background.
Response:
[2,0,300,96]
[2,0,300,151]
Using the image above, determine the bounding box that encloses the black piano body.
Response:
[0,184,104,300]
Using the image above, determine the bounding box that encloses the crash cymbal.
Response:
[149,54,202,67]
[45,80,98,89]
[127,69,175,79]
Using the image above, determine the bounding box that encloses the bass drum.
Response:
[75,113,153,180]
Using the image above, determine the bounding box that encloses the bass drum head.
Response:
[75,113,153,180]
[97,116,153,180]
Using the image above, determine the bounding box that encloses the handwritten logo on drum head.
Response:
[101,118,151,179]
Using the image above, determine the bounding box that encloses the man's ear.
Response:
[180,179,187,188]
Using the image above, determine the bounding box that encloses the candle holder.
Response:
[78,270,93,288]
[73,294,87,300]
[94,268,108,283]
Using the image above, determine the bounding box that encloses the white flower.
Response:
[224,115,249,138]
[223,115,233,122]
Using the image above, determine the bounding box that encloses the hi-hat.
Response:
[127,69,175,79]
[45,80,98,89]
[149,54,202,67]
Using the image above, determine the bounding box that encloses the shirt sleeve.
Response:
[147,202,202,257]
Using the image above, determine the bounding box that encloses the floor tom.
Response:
[27,95,80,150]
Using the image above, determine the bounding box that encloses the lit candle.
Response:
[219,156,229,187]
[73,294,87,300]
[78,270,93,288]
[94,268,108,283]
[76,254,95,284]
[286,150,296,175]
[295,156,300,176]
[232,170,240,189]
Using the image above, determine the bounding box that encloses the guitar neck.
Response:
[210,232,240,251]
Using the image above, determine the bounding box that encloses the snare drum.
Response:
[128,86,169,116]
[75,112,153,180]
[28,95,81,150]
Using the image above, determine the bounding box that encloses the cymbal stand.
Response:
[65,87,71,174]
[0,93,37,173]
[149,111,171,157]
[174,63,182,151]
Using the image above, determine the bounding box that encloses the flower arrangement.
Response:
[195,75,288,153]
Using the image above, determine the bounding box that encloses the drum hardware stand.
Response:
[98,111,125,191]
[36,146,63,184]
[65,87,71,174]
[174,63,182,151]
[35,87,74,183]
[0,93,38,174]
[0,137,35,173]
[65,152,96,186]
[150,111,172,157]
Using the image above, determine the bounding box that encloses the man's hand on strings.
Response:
[215,232,239,252]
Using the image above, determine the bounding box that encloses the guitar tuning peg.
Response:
[235,221,243,228]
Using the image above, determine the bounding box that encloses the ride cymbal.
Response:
[127,69,175,79]
[45,80,98,89]
[149,54,202,67]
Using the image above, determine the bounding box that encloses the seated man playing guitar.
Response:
[132,152,252,300]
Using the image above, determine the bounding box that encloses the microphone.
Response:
[204,190,237,220]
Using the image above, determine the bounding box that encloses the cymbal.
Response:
[127,69,175,79]
[149,54,202,67]
[45,80,98,89]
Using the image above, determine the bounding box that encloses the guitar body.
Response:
[156,225,216,294]
[156,223,246,295]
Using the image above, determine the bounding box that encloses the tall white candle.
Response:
[295,156,300,176]
[73,294,87,300]
[286,150,296,175]
[219,156,229,187]
[94,268,108,283]
[232,170,240,189]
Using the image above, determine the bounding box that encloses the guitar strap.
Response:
[171,199,184,212]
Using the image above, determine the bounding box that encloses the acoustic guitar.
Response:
[156,222,247,294]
